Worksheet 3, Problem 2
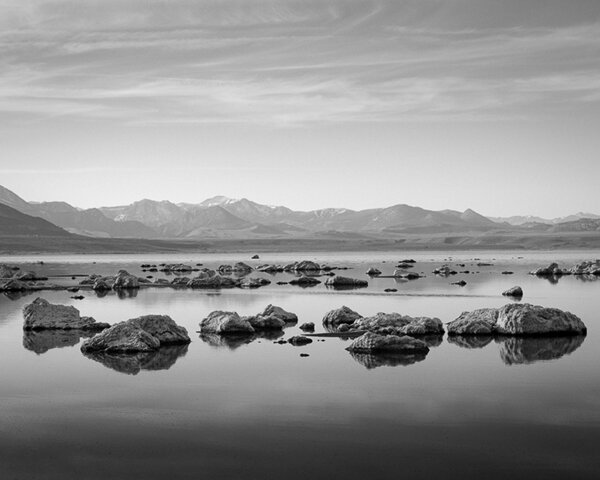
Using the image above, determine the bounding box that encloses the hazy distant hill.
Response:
[0,202,71,237]
[491,212,600,225]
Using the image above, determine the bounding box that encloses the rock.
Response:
[448,304,586,336]
[399,259,416,263]
[300,353,310,357]
[433,265,457,276]
[171,277,191,286]
[502,271,514,275]
[401,272,422,280]
[289,276,321,286]
[199,311,255,334]
[395,263,414,269]
[261,304,298,324]
[161,264,193,273]
[322,306,362,328]
[530,263,566,277]
[67,287,79,293]
[93,278,112,291]
[232,262,253,273]
[187,274,238,289]
[113,270,140,290]
[0,279,28,291]
[452,280,467,286]
[477,262,493,266]
[366,267,381,276]
[384,288,398,292]
[503,286,523,297]
[15,271,47,281]
[81,322,160,353]
[569,260,600,276]
[0,264,17,278]
[23,297,109,331]
[239,277,271,289]
[128,315,191,345]
[346,332,430,354]
[293,260,321,272]
[351,313,444,336]
[495,303,586,335]
[244,315,285,331]
[288,336,313,346]
[251,255,260,259]
[71,295,84,300]
[324,275,368,288]
[218,265,233,274]
[447,308,499,335]
[299,322,315,331]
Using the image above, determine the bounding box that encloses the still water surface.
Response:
[1,251,599,479]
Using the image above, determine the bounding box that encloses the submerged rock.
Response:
[502,286,523,298]
[346,332,430,354]
[199,311,255,335]
[23,298,109,331]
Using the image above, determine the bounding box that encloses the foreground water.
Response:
[1,250,599,479]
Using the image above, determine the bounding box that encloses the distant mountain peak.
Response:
[200,195,239,207]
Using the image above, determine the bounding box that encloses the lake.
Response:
[1,250,599,479]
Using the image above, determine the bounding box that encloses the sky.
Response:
[1,0,599,217]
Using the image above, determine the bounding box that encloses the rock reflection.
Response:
[3,290,33,301]
[348,350,428,369]
[447,335,494,349]
[82,344,189,375]
[23,330,94,354]
[497,335,586,365]
[199,330,284,350]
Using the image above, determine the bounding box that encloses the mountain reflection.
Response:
[348,350,428,369]
[497,335,586,365]
[23,330,94,354]
[82,344,189,375]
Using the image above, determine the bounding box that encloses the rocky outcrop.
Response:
[502,286,523,298]
[80,315,190,353]
[112,270,140,290]
[23,298,109,331]
[199,311,255,335]
[289,276,321,286]
[346,332,430,354]
[447,304,586,336]
[260,304,298,324]
[322,306,362,329]
[568,260,600,276]
[530,263,566,277]
[324,276,368,288]
[350,313,444,336]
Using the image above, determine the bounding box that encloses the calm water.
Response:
[1,251,599,479]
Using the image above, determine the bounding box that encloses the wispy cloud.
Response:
[1,0,600,125]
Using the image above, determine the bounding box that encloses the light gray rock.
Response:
[244,315,285,331]
[322,306,362,328]
[346,332,430,354]
[128,315,190,345]
[81,322,160,353]
[350,312,444,336]
[502,286,523,297]
[530,263,566,277]
[239,277,271,289]
[324,276,368,288]
[447,308,499,335]
[23,297,109,331]
[113,270,140,290]
[495,303,586,335]
[199,311,255,334]
[260,304,298,324]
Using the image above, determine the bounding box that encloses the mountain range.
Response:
[1,184,598,240]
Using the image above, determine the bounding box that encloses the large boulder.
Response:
[23,298,109,331]
[495,303,586,335]
[447,304,586,336]
[324,276,368,288]
[128,315,191,345]
[323,306,362,328]
[447,308,499,335]
[260,304,298,324]
[113,270,140,290]
[199,311,255,335]
[350,312,444,336]
[568,260,600,276]
[346,332,430,354]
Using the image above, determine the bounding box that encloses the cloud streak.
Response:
[1,0,600,125]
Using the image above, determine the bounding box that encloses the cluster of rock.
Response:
[0,264,49,291]
[80,270,143,291]
[530,260,600,277]
[23,297,109,331]
[199,305,298,335]
[447,303,586,336]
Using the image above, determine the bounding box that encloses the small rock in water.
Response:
[251,255,260,259]
[502,286,523,298]
[300,353,310,357]
[70,295,85,300]
[288,336,313,346]
[452,280,467,286]
[299,322,315,331]
[384,288,398,292]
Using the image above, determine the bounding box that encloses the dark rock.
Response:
[502,286,523,297]
[251,255,260,259]
[261,304,298,324]
[199,311,254,334]
[384,288,398,292]
[324,275,368,288]
[322,306,362,329]
[299,322,315,331]
[289,276,321,286]
[23,298,109,331]
[346,332,430,354]
[288,336,313,346]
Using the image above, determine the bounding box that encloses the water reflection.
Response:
[348,350,429,369]
[82,344,189,375]
[199,330,284,350]
[498,335,586,366]
[447,335,494,349]
[23,330,94,354]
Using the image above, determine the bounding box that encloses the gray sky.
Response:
[1,0,599,216]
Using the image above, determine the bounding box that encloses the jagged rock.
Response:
[128,315,191,345]
[293,260,321,272]
[322,306,362,328]
[299,322,315,331]
[93,279,112,291]
[244,314,285,330]
[233,262,253,273]
[289,276,321,286]
[239,277,271,289]
[260,304,298,324]
[23,297,109,331]
[569,260,600,276]
[113,270,140,290]
[530,263,566,277]
[0,264,17,278]
[346,332,430,354]
[187,274,238,289]
[503,286,523,297]
[0,278,28,291]
[325,276,368,288]
[366,267,381,276]
[447,308,499,335]
[199,311,255,334]
[288,336,313,346]
[350,312,444,336]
